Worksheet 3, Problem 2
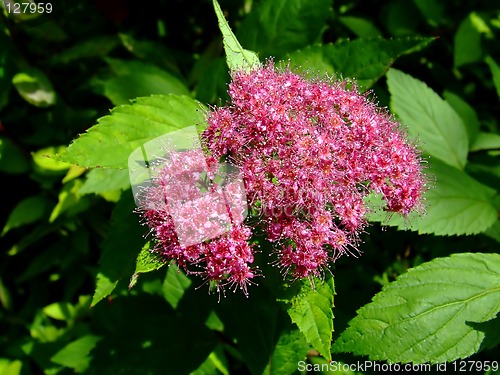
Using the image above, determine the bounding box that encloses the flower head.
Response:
[138,61,425,294]
[203,61,425,279]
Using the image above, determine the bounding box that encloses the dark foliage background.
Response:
[1,0,499,374]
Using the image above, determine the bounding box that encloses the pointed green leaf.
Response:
[212,0,260,72]
[12,68,56,107]
[42,302,76,321]
[237,0,333,57]
[287,37,433,91]
[129,242,166,289]
[285,275,335,360]
[333,253,500,364]
[51,335,101,372]
[387,68,468,170]
[60,95,206,169]
[2,195,49,236]
[162,264,192,309]
[91,273,118,307]
[367,159,497,236]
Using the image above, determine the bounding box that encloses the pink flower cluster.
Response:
[203,63,424,278]
[138,149,255,294]
[139,62,425,295]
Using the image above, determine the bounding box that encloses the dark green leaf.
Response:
[413,0,446,27]
[2,195,50,236]
[91,193,145,306]
[485,56,500,100]
[333,253,500,364]
[51,35,120,64]
[60,95,206,169]
[237,0,333,57]
[100,59,190,105]
[0,136,30,174]
[387,68,468,170]
[339,16,382,38]
[287,37,433,91]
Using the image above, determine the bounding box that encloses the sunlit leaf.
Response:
[333,253,500,364]
[284,275,335,360]
[212,0,260,72]
[387,68,468,170]
[51,335,101,373]
[367,159,497,236]
[60,95,206,169]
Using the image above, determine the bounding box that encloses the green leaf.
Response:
[470,132,500,152]
[332,253,500,364]
[51,335,101,373]
[0,359,23,375]
[367,159,497,236]
[212,0,260,72]
[79,168,130,195]
[91,274,118,307]
[49,180,89,223]
[284,275,335,360]
[413,0,446,27]
[237,0,333,57]
[91,193,145,306]
[339,16,382,38]
[2,195,49,236]
[100,59,190,106]
[454,13,491,68]
[162,264,192,309]
[443,91,480,146]
[128,242,166,289]
[485,56,500,100]
[12,68,56,107]
[0,136,30,174]
[32,146,71,174]
[286,37,433,91]
[60,95,206,169]
[42,302,76,321]
[387,68,468,170]
[262,327,309,375]
[51,35,120,64]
